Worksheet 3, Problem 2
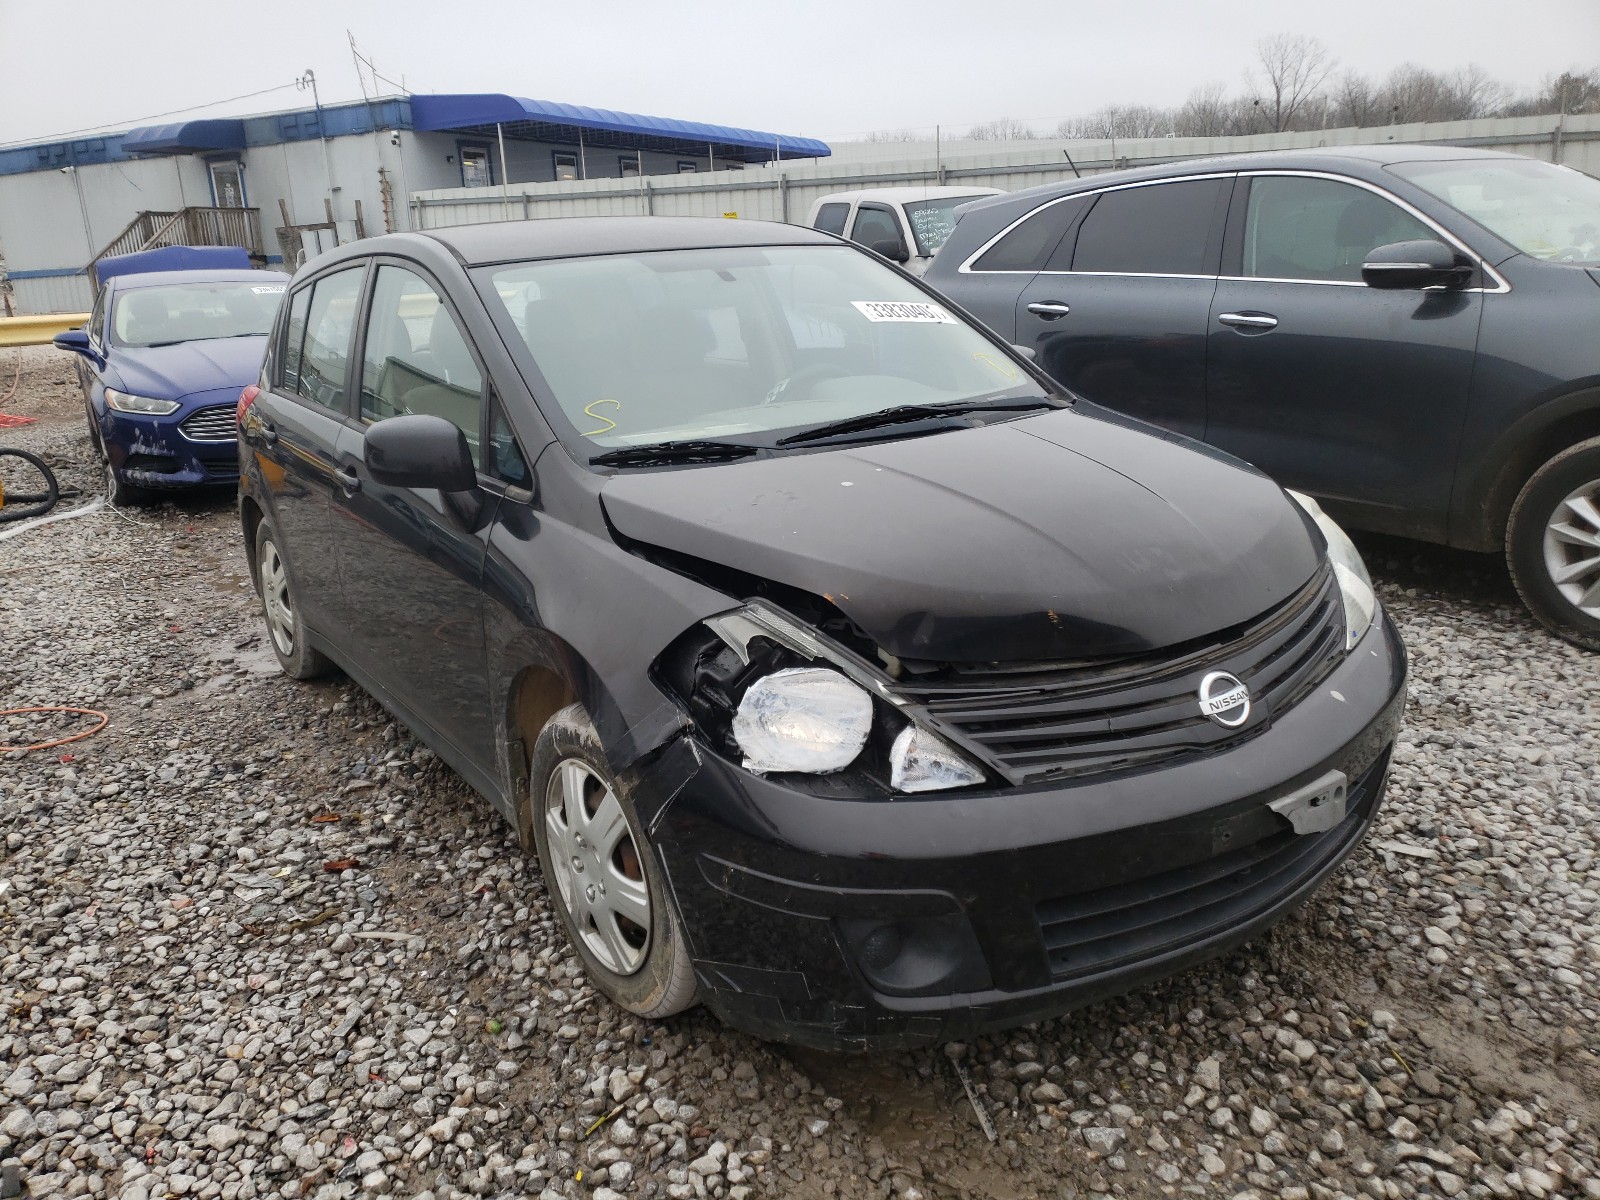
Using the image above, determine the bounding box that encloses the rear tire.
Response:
[1507,437,1600,651]
[253,520,331,679]
[528,704,699,1020]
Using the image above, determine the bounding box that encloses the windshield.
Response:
[111,280,285,348]
[1390,158,1600,264]
[481,244,1047,455]
[904,196,994,256]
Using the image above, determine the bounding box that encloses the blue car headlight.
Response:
[1289,491,1377,650]
[105,388,179,415]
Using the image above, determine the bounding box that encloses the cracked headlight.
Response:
[104,388,179,415]
[1289,491,1377,650]
[732,666,873,774]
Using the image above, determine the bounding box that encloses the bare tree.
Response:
[1172,82,1249,137]
[967,117,1036,141]
[1250,34,1336,131]
[1056,104,1171,140]
[1503,68,1600,116]
[857,128,922,143]
[1334,69,1380,127]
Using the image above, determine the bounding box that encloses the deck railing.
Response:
[87,207,265,289]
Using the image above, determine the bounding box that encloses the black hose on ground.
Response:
[0,447,61,522]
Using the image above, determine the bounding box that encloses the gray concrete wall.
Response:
[410,112,1600,230]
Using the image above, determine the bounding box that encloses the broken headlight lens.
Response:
[1288,491,1377,650]
[104,388,179,415]
[732,666,873,774]
[889,726,985,793]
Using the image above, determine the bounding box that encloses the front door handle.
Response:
[1218,311,1279,332]
[334,466,361,495]
[1026,301,1072,320]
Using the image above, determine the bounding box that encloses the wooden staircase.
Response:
[88,206,265,288]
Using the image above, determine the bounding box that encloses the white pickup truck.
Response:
[806,186,1004,275]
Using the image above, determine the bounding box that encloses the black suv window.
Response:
[1072,178,1228,275]
[974,195,1090,272]
[289,267,364,411]
[813,203,849,236]
[359,265,485,464]
[1241,175,1435,283]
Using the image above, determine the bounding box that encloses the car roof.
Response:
[398,217,839,267]
[812,186,1007,205]
[974,142,1527,209]
[110,269,291,291]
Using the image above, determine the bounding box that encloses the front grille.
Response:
[1035,749,1389,982]
[894,565,1345,784]
[179,405,236,443]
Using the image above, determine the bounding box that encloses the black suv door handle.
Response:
[254,418,278,445]
[1218,311,1279,332]
[1026,301,1072,320]
[334,466,361,494]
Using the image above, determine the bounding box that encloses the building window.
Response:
[459,144,493,188]
[677,161,698,173]
[553,152,578,181]
[620,156,641,178]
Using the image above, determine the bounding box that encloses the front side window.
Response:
[110,280,285,348]
[1072,178,1228,275]
[294,267,365,412]
[903,195,994,256]
[1389,157,1600,265]
[850,206,902,249]
[813,202,849,236]
[1242,176,1434,282]
[481,244,1050,456]
[359,265,483,464]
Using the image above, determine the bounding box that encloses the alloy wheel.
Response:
[543,758,652,976]
[258,539,297,655]
[1542,479,1600,619]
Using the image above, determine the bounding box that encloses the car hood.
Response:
[599,407,1322,663]
[108,336,268,400]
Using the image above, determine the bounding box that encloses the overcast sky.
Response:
[1,0,1596,147]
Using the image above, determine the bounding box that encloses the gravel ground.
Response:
[2,343,1598,1200]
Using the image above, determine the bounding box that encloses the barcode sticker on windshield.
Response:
[251,285,286,294]
[851,301,957,324]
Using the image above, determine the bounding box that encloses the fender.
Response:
[1450,384,1600,552]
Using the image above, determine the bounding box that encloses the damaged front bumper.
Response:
[633,612,1407,1051]
[99,402,240,490]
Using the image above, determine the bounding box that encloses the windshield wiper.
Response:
[776,397,1059,447]
[589,439,762,467]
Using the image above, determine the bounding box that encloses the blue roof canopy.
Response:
[123,119,246,156]
[410,94,829,162]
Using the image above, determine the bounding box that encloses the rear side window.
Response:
[359,265,484,465]
[973,196,1089,272]
[813,203,849,236]
[1072,178,1228,275]
[291,267,365,411]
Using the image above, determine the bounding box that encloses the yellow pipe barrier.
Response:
[0,313,91,348]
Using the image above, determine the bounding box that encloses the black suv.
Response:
[927,145,1600,649]
[238,217,1405,1049]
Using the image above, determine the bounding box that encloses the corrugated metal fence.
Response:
[411,112,1600,230]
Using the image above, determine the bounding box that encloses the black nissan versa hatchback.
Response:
[238,217,1406,1050]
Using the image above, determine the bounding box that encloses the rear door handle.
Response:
[1026,301,1072,320]
[1218,311,1279,332]
[334,466,361,494]
[253,418,278,445]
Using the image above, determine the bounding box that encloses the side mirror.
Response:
[869,238,911,264]
[364,414,477,492]
[53,328,93,356]
[1361,240,1473,290]
[1010,344,1037,361]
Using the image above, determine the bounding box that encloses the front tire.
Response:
[253,520,331,679]
[87,410,144,507]
[1507,436,1600,651]
[528,705,698,1019]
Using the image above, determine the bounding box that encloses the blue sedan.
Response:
[55,267,288,503]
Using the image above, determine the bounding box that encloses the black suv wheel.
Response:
[1507,437,1600,651]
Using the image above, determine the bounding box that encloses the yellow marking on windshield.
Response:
[973,353,1019,383]
[582,399,620,437]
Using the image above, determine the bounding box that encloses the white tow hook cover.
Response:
[1268,769,1349,835]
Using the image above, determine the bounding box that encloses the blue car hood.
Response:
[108,336,268,401]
